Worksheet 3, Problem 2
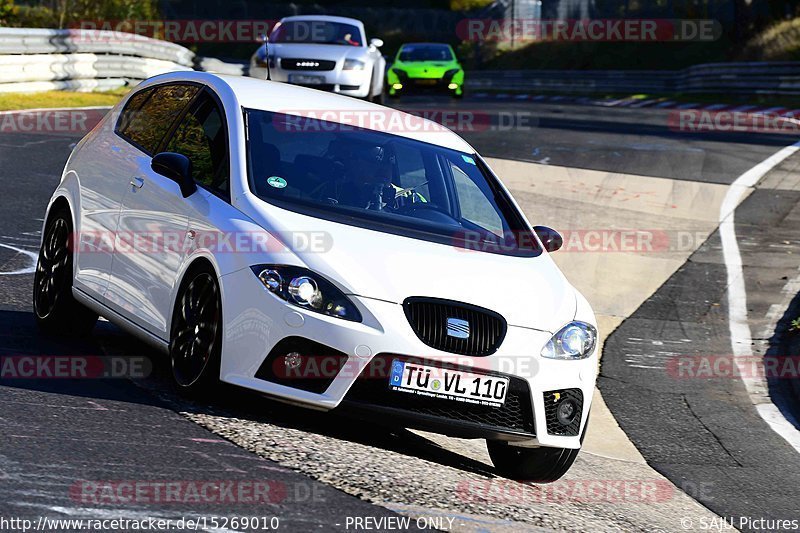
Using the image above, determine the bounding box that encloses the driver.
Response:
[336,144,426,211]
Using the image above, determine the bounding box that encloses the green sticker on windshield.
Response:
[267,176,287,189]
[462,155,476,165]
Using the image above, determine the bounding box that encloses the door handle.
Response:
[130,177,144,189]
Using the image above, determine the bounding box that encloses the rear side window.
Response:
[116,84,199,155]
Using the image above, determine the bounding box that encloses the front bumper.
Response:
[251,65,372,98]
[219,267,597,448]
[387,68,464,96]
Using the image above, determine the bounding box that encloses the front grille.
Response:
[544,388,584,436]
[281,58,336,71]
[403,297,507,356]
[344,355,535,436]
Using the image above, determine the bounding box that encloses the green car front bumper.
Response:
[387,67,464,97]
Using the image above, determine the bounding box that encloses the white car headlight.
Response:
[541,321,597,360]
[252,265,361,322]
[343,59,365,71]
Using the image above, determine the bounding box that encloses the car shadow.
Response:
[0,309,499,479]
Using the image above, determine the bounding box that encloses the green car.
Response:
[387,43,464,98]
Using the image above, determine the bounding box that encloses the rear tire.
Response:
[33,206,98,336]
[169,265,222,396]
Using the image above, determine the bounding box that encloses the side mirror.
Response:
[369,38,384,48]
[151,152,196,198]
[534,225,563,252]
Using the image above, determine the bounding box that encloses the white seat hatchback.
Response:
[34,71,598,481]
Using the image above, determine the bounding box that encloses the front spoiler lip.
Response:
[337,401,536,441]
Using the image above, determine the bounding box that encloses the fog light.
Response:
[556,399,578,426]
[392,83,403,90]
[284,352,303,370]
[448,83,458,90]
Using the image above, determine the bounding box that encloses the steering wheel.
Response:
[393,202,460,225]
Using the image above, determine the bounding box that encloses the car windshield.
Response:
[398,45,453,62]
[270,20,363,46]
[245,110,539,256]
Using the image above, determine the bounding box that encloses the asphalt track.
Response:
[1,96,800,530]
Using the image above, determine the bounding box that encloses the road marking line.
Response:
[721,139,800,453]
[0,242,37,274]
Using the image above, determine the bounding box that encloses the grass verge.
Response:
[0,89,129,111]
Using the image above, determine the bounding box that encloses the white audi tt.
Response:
[35,71,597,481]
[249,15,385,103]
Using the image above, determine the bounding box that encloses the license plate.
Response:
[414,79,438,85]
[289,74,325,85]
[389,360,508,407]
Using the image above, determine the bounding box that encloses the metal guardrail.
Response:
[466,62,800,96]
[0,28,194,65]
[0,28,251,93]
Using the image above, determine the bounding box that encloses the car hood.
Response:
[249,199,577,333]
[393,61,461,78]
[271,43,369,62]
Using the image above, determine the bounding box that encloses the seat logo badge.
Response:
[446,318,470,339]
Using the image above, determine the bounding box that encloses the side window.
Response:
[449,159,504,236]
[395,143,430,200]
[164,91,229,197]
[117,84,199,155]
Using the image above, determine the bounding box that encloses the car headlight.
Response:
[343,59,365,70]
[251,265,362,322]
[541,321,597,360]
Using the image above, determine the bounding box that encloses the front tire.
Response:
[169,266,222,396]
[487,441,580,482]
[488,415,588,482]
[33,206,98,336]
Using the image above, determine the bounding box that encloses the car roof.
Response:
[279,15,365,28]
[400,43,453,48]
[138,71,474,153]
